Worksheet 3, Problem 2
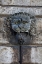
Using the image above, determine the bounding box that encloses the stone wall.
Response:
[0,0,42,64]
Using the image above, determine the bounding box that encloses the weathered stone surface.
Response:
[0,46,19,63]
[0,17,42,44]
[22,46,42,63]
[0,17,9,43]
[0,46,42,64]
[0,17,4,31]
[1,0,30,5]
[33,18,42,44]
[1,0,42,6]
[0,7,42,15]
[0,0,42,64]
[31,0,42,6]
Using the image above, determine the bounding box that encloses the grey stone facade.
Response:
[0,0,42,64]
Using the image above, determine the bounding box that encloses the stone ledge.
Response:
[1,0,42,6]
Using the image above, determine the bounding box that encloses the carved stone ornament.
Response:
[5,12,36,44]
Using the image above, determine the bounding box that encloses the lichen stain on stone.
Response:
[5,12,36,45]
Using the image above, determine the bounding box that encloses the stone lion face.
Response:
[10,12,36,32]
[5,12,36,44]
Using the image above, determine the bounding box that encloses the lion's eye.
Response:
[14,22,17,24]
[13,18,21,24]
